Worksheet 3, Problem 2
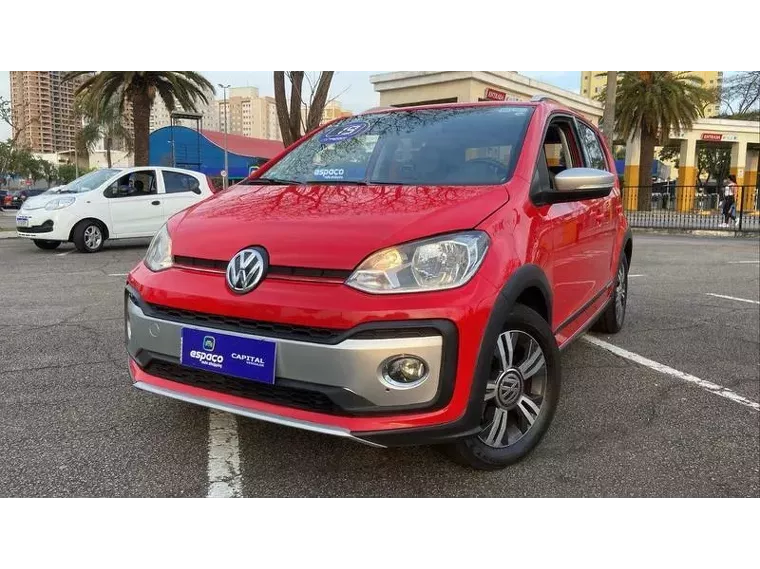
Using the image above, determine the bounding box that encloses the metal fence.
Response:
[622,185,760,233]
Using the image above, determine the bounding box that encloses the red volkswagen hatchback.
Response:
[125,98,631,470]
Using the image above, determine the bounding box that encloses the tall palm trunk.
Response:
[601,71,617,149]
[105,136,112,168]
[638,127,656,211]
[131,90,151,166]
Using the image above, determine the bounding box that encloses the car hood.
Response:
[19,191,62,210]
[170,183,510,269]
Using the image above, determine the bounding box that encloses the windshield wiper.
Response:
[243,177,301,185]
[303,180,368,186]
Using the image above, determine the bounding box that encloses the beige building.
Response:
[307,100,352,124]
[370,71,603,124]
[217,87,282,141]
[9,71,89,153]
[580,71,723,117]
[150,87,218,132]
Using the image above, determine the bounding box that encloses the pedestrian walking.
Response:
[721,175,737,227]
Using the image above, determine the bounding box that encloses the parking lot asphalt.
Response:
[0,227,758,497]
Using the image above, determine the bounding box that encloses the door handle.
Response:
[151,200,160,206]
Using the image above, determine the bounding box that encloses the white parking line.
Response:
[728,260,760,264]
[56,250,74,257]
[583,335,760,412]
[705,293,760,305]
[207,409,243,498]
[628,274,645,278]
[108,273,128,277]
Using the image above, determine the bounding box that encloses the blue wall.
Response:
[149,126,268,178]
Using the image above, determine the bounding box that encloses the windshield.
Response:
[61,169,120,194]
[249,106,534,186]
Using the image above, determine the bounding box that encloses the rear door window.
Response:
[577,122,608,170]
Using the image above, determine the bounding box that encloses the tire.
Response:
[592,254,629,334]
[443,304,561,471]
[72,220,106,253]
[33,239,61,250]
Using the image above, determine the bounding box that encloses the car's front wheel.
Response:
[72,220,105,253]
[443,304,560,471]
[33,239,61,250]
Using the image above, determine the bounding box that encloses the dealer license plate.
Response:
[180,328,276,384]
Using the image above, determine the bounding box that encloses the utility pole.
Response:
[218,84,231,190]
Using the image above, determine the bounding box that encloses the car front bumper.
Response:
[125,261,502,446]
[15,209,76,241]
[126,288,449,413]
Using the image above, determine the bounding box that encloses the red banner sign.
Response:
[701,133,723,141]
[484,88,507,101]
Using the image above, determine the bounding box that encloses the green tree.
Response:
[1,96,40,177]
[39,160,58,186]
[64,72,214,166]
[659,145,732,188]
[601,72,712,210]
[74,94,132,168]
[57,164,80,184]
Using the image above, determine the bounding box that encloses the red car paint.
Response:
[127,100,630,441]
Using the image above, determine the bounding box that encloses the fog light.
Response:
[380,355,429,388]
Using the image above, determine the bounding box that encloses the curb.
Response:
[0,232,19,239]
[631,227,760,239]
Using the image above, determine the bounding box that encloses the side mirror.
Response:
[534,167,614,205]
[555,168,615,193]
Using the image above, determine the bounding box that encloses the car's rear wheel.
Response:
[592,254,628,334]
[443,304,560,471]
[72,220,105,253]
[33,239,61,250]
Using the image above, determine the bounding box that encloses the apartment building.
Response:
[9,71,89,153]
[217,87,282,141]
[580,71,724,117]
[150,86,218,132]
[213,87,351,141]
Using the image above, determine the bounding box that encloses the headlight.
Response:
[144,224,173,272]
[347,231,490,294]
[45,196,76,210]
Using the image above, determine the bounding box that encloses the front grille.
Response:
[143,302,444,345]
[17,221,54,234]
[145,303,344,343]
[145,360,341,414]
[173,255,351,281]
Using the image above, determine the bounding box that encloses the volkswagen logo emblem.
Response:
[495,370,523,409]
[226,247,268,294]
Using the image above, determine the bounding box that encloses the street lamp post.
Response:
[218,84,231,190]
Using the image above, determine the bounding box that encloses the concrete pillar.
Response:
[730,141,748,209]
[742,149,758,212]
[546,144,562,167]
[623,131,640,211]
[676,137,697,212]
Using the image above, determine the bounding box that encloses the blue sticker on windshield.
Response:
[319,121,371,144]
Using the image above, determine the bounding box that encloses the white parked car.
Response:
[15,166,216,252]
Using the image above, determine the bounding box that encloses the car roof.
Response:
[358,98,583,120]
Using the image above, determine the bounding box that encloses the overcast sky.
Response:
[0,70,584,140]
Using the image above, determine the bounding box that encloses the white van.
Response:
[15,166,215,252]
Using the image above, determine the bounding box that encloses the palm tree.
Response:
[64,72,215,166]
[600,71,617,149]
[603,72,711,210]
[74,95,132,168]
